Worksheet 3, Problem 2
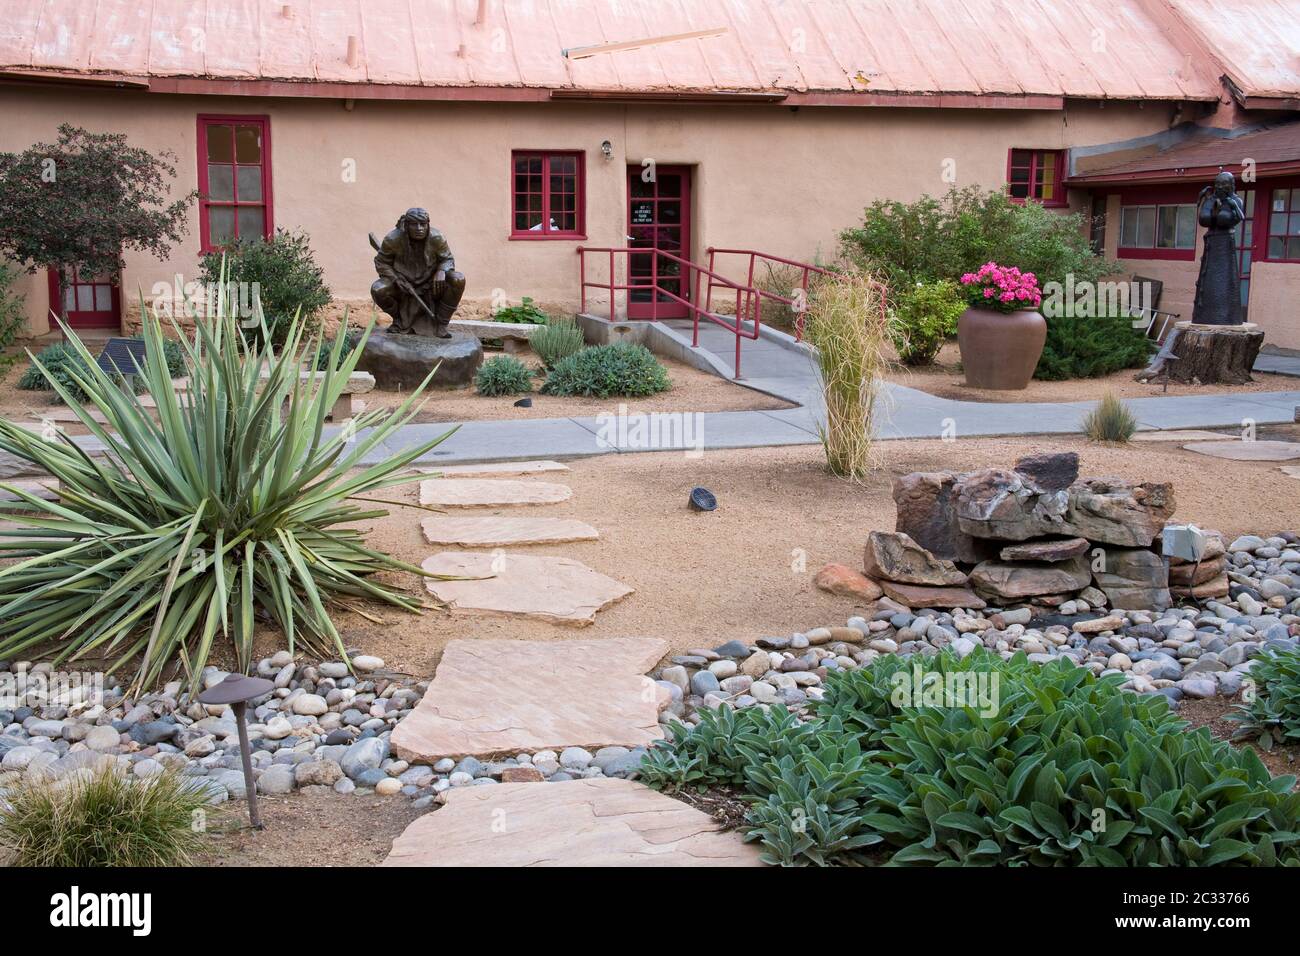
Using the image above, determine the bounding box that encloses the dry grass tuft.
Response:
[1082,390,1138,443]
[802,272,894,480]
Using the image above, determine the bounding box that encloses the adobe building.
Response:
[1,0,1297,347]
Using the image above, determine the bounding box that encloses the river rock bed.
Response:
[652,531,1300,730]
[0,652,647,810]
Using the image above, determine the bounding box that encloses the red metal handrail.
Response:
[705,247,837,342]
[577,246,763,378]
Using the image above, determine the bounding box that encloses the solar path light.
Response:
[197,673,275,830]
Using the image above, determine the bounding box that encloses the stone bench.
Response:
[259,368,376,420]
[451,319,539,354]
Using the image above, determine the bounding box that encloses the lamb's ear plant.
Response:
[0,272,456,693]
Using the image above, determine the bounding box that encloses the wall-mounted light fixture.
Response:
[601,140,613,160]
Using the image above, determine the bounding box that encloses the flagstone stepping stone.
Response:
[1281,466,1300,480]
[391,637,667,762]
[419,478,572,507]
[421,515,599,547]
[1183,440,1300,462]
[382,778,765,867]
[418,459,569,477]
[422,552,632,625]
[1132,429,1236,442]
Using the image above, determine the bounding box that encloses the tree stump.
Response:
[1166,322,1264,385]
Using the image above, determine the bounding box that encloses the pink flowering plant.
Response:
[959,262,1043,313]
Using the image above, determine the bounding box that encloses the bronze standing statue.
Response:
[369,208,466,337]
[1191,171,1246,326]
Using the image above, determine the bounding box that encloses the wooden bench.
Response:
[258,368,376,420]
[450,319,539,354]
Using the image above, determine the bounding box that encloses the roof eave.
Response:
[1067,159,1300,186]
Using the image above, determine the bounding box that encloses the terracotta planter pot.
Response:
[957,307,1046,390]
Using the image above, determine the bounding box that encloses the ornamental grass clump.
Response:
[0,767,210,867]
[802,272,892,481]
[0,277,455,692]
[529,316,587,369]
[1082,390,1138,443]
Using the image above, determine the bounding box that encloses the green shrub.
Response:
[841,186,1111,292]
[0,768,210,866]
[0,259,26,351]
[198,228,331,345]
[1035,314,1153,380]
[1082,390,1138,443]
[890,279,965,365]
[1231,646,1300,748]
[493,296,549,325]
[541,343,670,398]
[0,280,454,691]
[19,338,188,403]
[642,649,1300,867]
[475,355,534,396]
[316,329,360,371]
[530,317,586,369]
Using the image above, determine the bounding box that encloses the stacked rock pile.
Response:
[826,452,1185,612]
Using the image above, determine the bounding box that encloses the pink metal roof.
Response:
[0,0,1255,103]
[1167,0,1300,101]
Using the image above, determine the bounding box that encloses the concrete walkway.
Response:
[335,324,1300,465]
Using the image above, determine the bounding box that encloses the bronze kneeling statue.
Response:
[369,207,465,338]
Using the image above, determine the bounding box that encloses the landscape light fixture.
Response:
[197,673,276,830]
[601,140,613,160]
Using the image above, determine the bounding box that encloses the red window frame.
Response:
[1007,148,1067,208]
[1113,184,1200,261]
[197,115,273,253]
[1263,177,1300,263]
[510,150,586,240]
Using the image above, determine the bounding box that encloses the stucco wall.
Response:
[1247,261,1300,350]
[0,84,1177,336]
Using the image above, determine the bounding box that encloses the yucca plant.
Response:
[0,279,455,692]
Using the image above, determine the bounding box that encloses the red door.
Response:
[48,268,121,330]
[627,165,691,319]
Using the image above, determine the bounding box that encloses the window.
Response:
[1118,202,1196,256]
[1266,186,1300,261]
[511,151,585,238]
[198,116,272,251]
[1007,149,1065,206]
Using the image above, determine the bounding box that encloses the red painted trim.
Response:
[1006,148,1068,208]
[1263,176,1300,264]
[509,150,586,239]
[1068,161,1300,186]
[196,114,274,253]
[1115,246,1195,261]
[47,268,122,330]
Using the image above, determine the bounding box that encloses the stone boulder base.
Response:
[1013,452,1079,491]
[382,778,764,867]
[970,556,1091,601]
[390,637,667,762]
[814,563,883,601]
[419,478,573,507]
[998,537,1090,563]
[892,472,994,564]
[1093,547,1170,610]
[421,515,599,547]
[863,531,967,586]
[877,580,986,610]
[423,552,632,625]
[955,470,1175,546]
[356,330,483,390]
